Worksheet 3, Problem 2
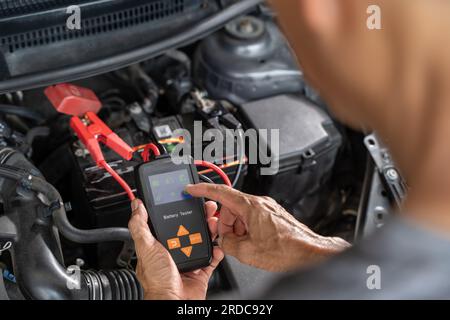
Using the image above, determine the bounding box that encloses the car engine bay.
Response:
[0,1,405,300]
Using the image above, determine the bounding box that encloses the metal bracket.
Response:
[364,134,407,207]
[356,134,408,239]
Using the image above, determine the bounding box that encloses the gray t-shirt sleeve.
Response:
[253,217,450,299]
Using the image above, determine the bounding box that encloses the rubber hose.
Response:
[0,104,46,123]
[30,176,132,244]
[0,165,132,244]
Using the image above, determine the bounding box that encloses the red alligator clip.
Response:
[70,112,134,166]
[45,83,134,166]
[45,84,136,200]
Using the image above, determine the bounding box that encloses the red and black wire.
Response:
[105,142,233,201]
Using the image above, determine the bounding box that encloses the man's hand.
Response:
[128,199,224,300]
[186,184,350,272]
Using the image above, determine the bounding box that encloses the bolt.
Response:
[238,19,254,34]
[386,168,399,181]
[76,258,85,267]
[64,202,73,212]
[74,149,84,157]
[129,103,142,114]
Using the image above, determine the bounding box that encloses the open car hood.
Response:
[0,0,263,94]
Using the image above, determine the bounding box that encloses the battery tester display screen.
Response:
[148,169,193,205]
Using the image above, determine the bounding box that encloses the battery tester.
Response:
[136,157,213,271]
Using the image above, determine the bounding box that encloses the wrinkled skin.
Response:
[129,0,450,299]
[187,184,350,272]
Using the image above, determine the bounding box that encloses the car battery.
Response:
[69,113,247,268]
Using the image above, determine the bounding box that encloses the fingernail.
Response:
[131,199,140,211]
[184,184,194,192]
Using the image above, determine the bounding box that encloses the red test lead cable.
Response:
[141,143,161,162]
[194,160,232,187]
[99,160,135,201]
[138,144,230,186]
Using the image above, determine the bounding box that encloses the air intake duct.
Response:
[0,148,142,300]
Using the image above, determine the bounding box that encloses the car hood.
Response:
[0,0,263,94]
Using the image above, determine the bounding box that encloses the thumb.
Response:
[218,233,252,258]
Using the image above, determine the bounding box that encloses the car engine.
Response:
[0,1,401,300]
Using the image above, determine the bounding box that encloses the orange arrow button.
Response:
[181,246,192,257]
[167,238,181,250]
[189,233,203,245]
[177,225,190,237]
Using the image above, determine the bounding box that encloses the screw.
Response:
[386,168,399,181]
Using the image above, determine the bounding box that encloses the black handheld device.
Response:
[135,156,213,272]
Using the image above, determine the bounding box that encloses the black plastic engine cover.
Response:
[239,94,342,210]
